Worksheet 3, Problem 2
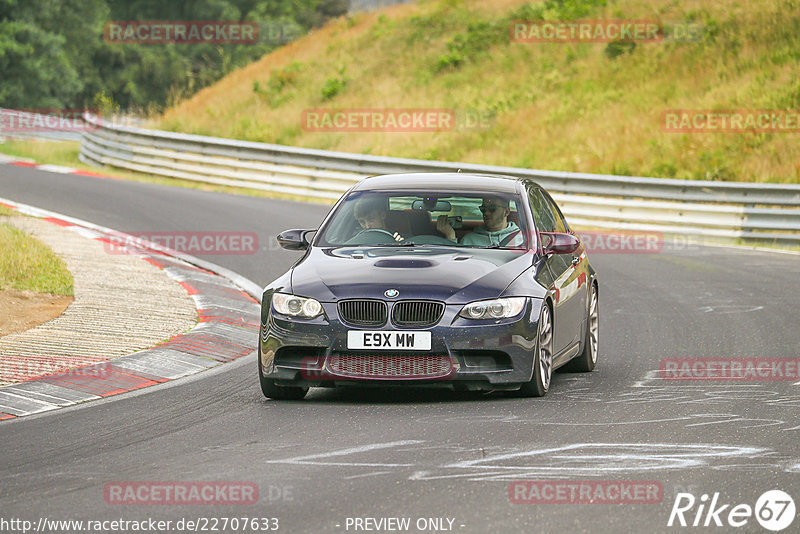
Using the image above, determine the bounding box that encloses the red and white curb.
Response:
[0,153,111,179]
[0,198,262,421]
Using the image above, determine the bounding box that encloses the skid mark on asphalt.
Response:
[430,443,773,481]
[415,412,784,430]
[407,377,800,431]
[343,471,394,480]
[266,440,798,481]
[697,304,764,313]
[682,414,784,429]
[266,440,424,467]
[626,369,800,425]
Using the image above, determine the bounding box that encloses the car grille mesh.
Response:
[338,300,387,327]
[338,299,444,327]
[391,300,444,327]
[328,353,452,379]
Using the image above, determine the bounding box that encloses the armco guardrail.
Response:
[79,114,800,245]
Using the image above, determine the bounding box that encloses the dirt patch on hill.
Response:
[0,289,73,337]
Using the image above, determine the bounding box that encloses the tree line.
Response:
[0,0,348,113]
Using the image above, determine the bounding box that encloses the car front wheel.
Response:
[564,283,598,372]
[518,302,553,397]
[258,351,308,400]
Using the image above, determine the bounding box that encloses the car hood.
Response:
[290,246,534,304]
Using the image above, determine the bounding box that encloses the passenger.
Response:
[436,197,522,246]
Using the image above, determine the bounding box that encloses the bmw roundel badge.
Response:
[384,289,399,298]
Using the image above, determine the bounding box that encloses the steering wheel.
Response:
[346,227,403,245]
[354,228,396,238]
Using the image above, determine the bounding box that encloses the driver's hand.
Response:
[392,232,404,242]
[436,215,456,241]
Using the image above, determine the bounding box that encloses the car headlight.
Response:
[272,292,323,318]
[459,297,526,320]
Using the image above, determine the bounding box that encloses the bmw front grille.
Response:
[391,300,444,327]
[338,299,388,327]
[338,299,444,328]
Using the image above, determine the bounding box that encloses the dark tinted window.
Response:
[529,189,565,233]
[540,189,570,232]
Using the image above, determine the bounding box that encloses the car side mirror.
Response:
[540,232,580,255]
[277,229,315,251]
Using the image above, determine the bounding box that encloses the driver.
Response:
[354,197,405,242]
[436,196,523,246]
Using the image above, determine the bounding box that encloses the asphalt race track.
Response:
[1,166,799,533]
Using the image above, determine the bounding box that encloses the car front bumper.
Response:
[259,298,543,391]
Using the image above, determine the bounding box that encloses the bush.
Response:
[321,67,347,100]
[435,52,464,72]
[254,62,303,108]
[604,41,636,59]
[435,20,508,72]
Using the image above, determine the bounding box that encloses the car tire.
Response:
[563,283,598,373]
[258,350,308,400]
[518,302,553,397]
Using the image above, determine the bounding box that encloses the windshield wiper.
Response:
[365,241,418,247]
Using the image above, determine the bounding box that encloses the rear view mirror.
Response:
[277,229,315,251]
[412,199,452,212]
[540,232,580,255]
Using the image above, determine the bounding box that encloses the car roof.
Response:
[351,173,525,193]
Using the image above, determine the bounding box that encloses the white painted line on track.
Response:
[268,440,425,467]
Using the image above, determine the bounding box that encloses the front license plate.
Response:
[347,330,431,350]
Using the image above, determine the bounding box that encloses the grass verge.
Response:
[0,218,74,295]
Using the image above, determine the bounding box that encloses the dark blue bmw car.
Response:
[259,173,598,399]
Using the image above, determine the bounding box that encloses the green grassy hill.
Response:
[157,0,800,183]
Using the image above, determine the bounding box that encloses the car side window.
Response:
[529,190,558,232]
[540,190,570,232]
[527,190,545,231]
[534,190,566,233]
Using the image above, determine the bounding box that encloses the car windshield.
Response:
[315,191,529,248]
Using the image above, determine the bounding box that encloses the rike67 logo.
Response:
[668,490,796,531]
